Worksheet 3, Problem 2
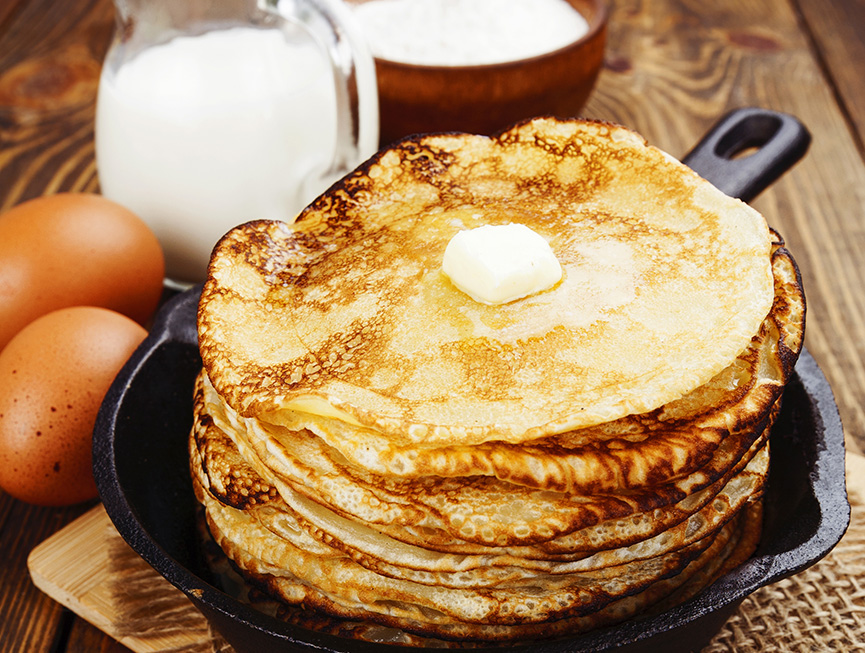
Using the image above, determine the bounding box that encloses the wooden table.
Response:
[2,0,865,650]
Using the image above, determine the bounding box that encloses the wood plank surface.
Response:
[0,3,128,650]
[0,499,96,652]
[0,0,110,212]
[793,0,865,156]
[28,506,219,653]
[581,0,865,454]
[2,0,865,651]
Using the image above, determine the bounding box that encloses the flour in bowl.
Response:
[352,0,590,66]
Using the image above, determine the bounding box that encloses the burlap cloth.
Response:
[702,449,865,651]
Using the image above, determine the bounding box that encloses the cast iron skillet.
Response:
[93,107,849,653]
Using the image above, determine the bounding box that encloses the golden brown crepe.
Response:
[198,118,775,444]
[190,117,805,646]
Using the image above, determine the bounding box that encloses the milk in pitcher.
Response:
[96,26,338,284]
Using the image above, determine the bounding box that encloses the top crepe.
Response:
[198,117,774,444]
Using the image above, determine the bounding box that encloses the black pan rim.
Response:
[92,285,850,653]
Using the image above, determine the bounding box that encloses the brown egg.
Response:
[0,193,164,353]
[0,306,147,506]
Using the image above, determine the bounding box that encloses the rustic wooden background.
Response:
[2,0,865,650]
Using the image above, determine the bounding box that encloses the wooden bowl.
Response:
[348,0,608,147]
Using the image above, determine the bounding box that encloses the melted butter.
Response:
[442,223,562,305]
[277,395,364,426]
[459,236,636,339]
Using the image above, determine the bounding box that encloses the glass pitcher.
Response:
[95,0,379,285]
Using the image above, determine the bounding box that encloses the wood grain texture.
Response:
[785,0,865,455]
[0,2,120,651]
[27,506,217,653]
[65,621,135,653]
[792,0,865,155]
[581,0,865,454]
[28,505,222,653]
[0,0,112,212]
[3,0,865,651]
[0,498,94,652]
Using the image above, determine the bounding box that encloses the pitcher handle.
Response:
[265,0,379,192]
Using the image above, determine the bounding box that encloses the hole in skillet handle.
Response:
[681,107,811,203]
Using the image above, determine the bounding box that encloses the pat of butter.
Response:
[442,223,562,304]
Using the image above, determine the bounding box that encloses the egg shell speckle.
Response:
[0,306,147,506]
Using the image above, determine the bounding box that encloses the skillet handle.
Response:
[681,107,811,203]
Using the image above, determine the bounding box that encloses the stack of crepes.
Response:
[190,118,805,647]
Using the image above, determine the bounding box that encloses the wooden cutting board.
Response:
[27,504,224,652]
[28,450,865,653]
